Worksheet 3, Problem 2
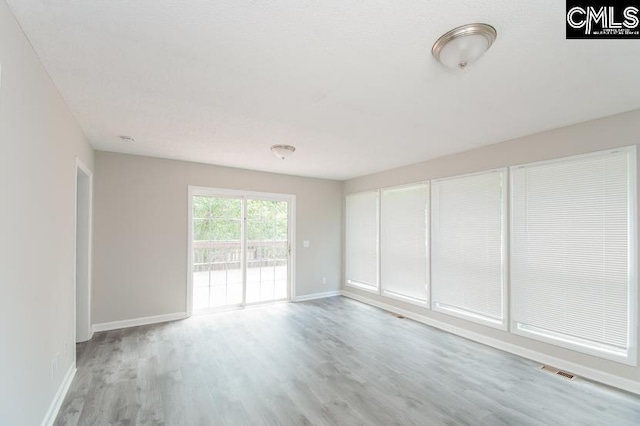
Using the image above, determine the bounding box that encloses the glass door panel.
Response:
[192,196,242,310]
[246,199,289,304]
[210,213,243,307]
[192,199,214,311]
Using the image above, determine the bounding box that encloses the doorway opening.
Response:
[75,158,92,343]
[188,187,296,314]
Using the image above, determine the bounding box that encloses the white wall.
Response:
[92,152,342,324]
[343,109,640,390]
[0,1,94,424]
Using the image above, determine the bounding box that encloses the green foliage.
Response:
[192,196,288,242]
[193,196,242,220]
[192,196,289,269]
[246,199,288,241]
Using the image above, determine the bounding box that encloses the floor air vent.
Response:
[393,314,405,319]
[540,365,576,381]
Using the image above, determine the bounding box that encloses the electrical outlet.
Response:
[64,341,68,358]
[322,277,327,285]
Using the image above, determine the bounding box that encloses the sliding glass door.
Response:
[190,189,292,313]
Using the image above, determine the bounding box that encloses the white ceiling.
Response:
[7,1,640,180]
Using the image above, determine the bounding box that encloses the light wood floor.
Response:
[55,297,640,425]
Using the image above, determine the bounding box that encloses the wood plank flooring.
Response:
[55,297,640,425]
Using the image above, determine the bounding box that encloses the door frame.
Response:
[74,157,93,343]
[186,186,297,316]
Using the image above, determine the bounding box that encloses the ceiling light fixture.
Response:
[432,23,497,70]
[270,144,296,160]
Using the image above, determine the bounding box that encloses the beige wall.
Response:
[343,109,640,388]
[93,152,342,324]
[0,1,94,424]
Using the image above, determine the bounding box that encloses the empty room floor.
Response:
[55,297,640,425]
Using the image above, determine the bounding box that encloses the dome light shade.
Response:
[432,23,497,70]
[270,144,296,159]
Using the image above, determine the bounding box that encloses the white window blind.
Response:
[346,190,379,291]
[511,148,636,364]
[431,169,506,328]
[380,183,430,305]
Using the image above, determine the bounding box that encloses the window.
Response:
[431,169,507,329]
[511,148,637,364]
[380,183,430,305]
[346,190,379,292]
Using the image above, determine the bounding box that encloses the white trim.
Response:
[241,196,248,306]
[345,279,379,294]
[380,180,430,192]
[193,304,244,316]
[431,166,506,184]
[503,168,511,333]
[510,145,636,170]
[341,291,640,395]
[629,145,639,367]
[196,299,293,316]
[376,189,381,296]
[244,298,289,308]
[188,185,294,202]
[294,290,341,302]
[381,289,429,308]
[41,362,76,426]
[433,302,504,329]
[186,188,194,316]
[74,157,93,343]
[92,312,188,333]
[289,197,297,301]
[513,323,631,364]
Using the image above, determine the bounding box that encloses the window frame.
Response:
[509,147,638,365]
[345,190,381,294]
[430,168,509,330]
[379,181,431,308]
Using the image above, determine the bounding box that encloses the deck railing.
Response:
[193,240,287,271]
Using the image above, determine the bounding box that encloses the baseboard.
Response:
[340,290,640,395]
[92,312,188,333]
[294,290,341,302]
[41,361,76,426]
